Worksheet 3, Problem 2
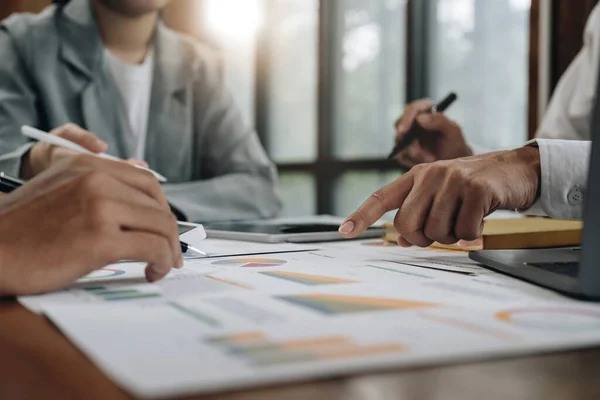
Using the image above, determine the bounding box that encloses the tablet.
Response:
[204,222,385,243]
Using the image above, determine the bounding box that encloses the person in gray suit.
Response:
[0,0,281,223]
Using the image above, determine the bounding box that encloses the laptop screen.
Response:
[577,63,600,293]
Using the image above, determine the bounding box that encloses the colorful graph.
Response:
[277,294,439,315]
[167,302,221,327]
[362,241,397,247]
[259,271,358,286]
[205,275,254,290]
[496,308,600,331]
[364,265,432,279]
[80,268,126,280]
[212,258,287,268]
[207,331,405,367]
[419,312,520,343]
[82,286,161,301]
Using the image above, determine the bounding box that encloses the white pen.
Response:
[180,241,207,257]
[21,125,168,183]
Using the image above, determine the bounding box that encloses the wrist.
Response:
[515,145,542,207]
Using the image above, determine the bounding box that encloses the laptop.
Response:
[469,85,600,301]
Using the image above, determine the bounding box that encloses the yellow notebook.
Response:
[383,218,582,251]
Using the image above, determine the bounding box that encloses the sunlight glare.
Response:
[204,0,264,43]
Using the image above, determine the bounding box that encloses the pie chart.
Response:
[80,268,126,280]
[212,258,287,268]
[362,241,397,247]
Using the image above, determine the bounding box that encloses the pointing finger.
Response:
[340,174,414,238]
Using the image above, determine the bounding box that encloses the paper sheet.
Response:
[21,246,568,312]
[26,240,600,398]
[45,296,600,398]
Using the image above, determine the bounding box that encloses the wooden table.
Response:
[2,300,600,400]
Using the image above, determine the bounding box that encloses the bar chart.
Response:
[207,331,406,367]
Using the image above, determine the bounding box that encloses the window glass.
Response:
[332,0,407,160]
[278,173,317,217]
[333,171,401,218]
[267,0,319,163]
[427,0,531,149]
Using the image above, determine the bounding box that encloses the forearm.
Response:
[162,173,281,223]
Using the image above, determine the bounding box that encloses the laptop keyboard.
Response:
[526,262,579,277]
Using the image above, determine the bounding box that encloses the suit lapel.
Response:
[81,74,132,157]
[145,23,193,180]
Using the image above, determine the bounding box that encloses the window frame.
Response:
[256,0,406,215]
[254,0,537,215]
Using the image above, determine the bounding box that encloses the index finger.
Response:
[395,99,434,138]
[66,155,171,211]
[51,123,108,153]
[339,174,415,238]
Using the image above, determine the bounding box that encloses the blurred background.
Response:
[0,0,596,217]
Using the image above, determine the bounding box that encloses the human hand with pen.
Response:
[393,95,473,167]
[0,154,182,296]
[20,123,148,179]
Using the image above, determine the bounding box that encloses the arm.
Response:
[339,140,592,246]
[536,5,600,141]
[339,147,542,247]
[162,67,281,223]
[0,27,39,177]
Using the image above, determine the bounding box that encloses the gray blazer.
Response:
[0,0,281,222]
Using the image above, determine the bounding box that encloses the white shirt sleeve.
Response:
[525,139,591,220]
[536,5,600,141]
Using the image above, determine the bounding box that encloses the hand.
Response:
[339,147,541,247]
[0,154,183,296]
[394,99,473,167]
[21,123,147,179]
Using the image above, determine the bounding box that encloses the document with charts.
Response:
[27,240,600,398]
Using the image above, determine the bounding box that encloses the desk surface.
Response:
[2,300,600,400]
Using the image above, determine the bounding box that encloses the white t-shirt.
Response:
[104,48,155,160]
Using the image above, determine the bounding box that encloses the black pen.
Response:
[0,172,204,256]
[0,172,25,193]
[387,92,458,160]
